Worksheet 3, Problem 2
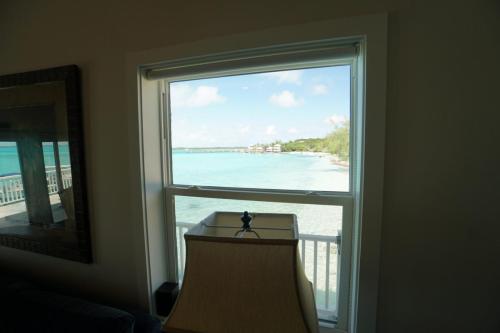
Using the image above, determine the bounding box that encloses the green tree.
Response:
[325,124,349,160]
[279,123,349,161]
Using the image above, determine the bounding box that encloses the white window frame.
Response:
[159,49,358,329]
[127,13,386,333]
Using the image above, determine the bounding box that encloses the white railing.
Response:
[0,167,72,206]
[175,222,341,317]
[0,175,24,205]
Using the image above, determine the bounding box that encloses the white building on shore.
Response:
[247,144,281,153]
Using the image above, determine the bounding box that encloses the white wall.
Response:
[0,0,499,331]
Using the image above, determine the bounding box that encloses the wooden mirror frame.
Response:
[0,65,91,263]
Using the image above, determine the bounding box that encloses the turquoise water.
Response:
[172,150,348,236]
[173,149,348,191]
[0,143,70,176]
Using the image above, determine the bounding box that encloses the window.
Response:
[153,41,361,328]
[0,141,72,225]
[0,142,27,218]
[135,16,387,333]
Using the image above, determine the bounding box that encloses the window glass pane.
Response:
[42,142,56,167]
[42,142,60,196]
[0,140,74,231]
[0,142,28,226]
[170,65,350,192]
[174,195,342,319]
[43,141,73,222]
[56,141,72,190]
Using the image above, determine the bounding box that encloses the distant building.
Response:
[248,144,281,153]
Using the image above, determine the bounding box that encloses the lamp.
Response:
[163,211,319,333]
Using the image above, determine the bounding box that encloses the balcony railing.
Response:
[175,221,341,319]
[0,167,72,206]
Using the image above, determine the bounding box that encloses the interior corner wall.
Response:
[0,0,499,331]
[379,2,500,332]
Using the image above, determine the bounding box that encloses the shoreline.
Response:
[172,149,351,168]
[284,151,349,168]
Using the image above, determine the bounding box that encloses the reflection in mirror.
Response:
[0,66,90,262]
[0,82,68,228]
[0,141,28,228]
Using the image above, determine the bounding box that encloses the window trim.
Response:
[128,13,387,333]
[146,41,357,81]
[161,55,357,328]
[166,185,353,206]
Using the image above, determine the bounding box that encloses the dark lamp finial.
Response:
[240,211,252,230]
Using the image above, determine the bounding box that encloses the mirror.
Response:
[0,66,91,262]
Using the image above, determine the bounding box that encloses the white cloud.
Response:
[266,125,277,136]
[288,127,298,134]
[171,84,225,108]
[325,115,348,127]
[264,70,302,85]
[312,84,328,95]
[239,125,251,134]
[173,124,218,147]
[269,90,303,108]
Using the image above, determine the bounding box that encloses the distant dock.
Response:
[173,147,247,153]
[247,144,281,153]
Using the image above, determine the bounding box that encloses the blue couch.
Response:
[0,274,161,333]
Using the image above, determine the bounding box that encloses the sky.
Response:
[170,65,351,148]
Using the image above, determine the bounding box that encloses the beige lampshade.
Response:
[163,212,319,333]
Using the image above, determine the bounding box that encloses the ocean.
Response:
[172,150,348,236]
[0,143,71,176]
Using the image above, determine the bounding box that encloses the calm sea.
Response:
[172,150,348,236]
[0,143,71,176]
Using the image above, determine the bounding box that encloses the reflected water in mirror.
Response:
[0,66,90,262]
